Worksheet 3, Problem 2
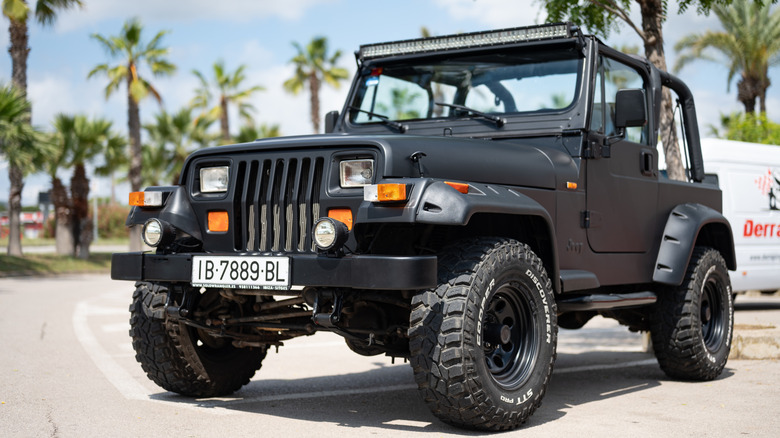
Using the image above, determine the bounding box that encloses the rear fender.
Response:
[653,203,736,286]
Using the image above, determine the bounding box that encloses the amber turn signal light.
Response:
[328,208,354,230]
[208,211,229,232]
[129,191,163,207]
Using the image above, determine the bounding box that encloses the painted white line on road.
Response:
[72,291,660,414]
[72,300,150,401]
[73,296,234,415]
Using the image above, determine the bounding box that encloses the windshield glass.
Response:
[348,50,582,125]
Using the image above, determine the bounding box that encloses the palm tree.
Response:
[93,132,128,204]
[2,0,82,255]
[140,142,169,188]
[70,116,116,259]
[144,107,216,184]
[3,0,82,97]
[284,37,349,133]
[191,61,264,143]
[234,123,281,143]
[88,18,175,250]
[0,83,49,255]
[48,113,76,255]
[674,0,780,114]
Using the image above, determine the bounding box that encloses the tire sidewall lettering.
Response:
[473,259,554,407]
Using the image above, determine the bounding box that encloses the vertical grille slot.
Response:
[235,154,324,253]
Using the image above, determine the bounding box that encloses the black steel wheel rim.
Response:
[701,274,726,352]
[482,281,539,390]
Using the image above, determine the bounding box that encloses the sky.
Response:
[1,0,778,206]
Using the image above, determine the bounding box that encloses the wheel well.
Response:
[695,222,736,270]
[466,213,555,277]
[356,213,558,290]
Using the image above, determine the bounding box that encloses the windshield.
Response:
[348,50,583,125]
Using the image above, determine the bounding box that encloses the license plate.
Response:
[191,255,290,290]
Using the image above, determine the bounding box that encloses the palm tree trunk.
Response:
[51,177,74,256]
[127,75,143,251]
[737,78,758,114]
[220,95,230,143]
[71,164,92,259]
[7,165,24,256]
[6,14,30,256]
[638,0,685,181]
[9,17,29,94]
[309,72,321,134]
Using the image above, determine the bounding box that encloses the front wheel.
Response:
[129,282,267,397]
[408,238,557,430]
[651,247,733,380]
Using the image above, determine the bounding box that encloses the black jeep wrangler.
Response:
[112,23,736,430]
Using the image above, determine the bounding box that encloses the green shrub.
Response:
[98,203,131,239]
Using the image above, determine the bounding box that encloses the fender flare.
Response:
[415,181,560,293]
[653,203,736,286]
[415,181,552,226]
[125,186,203,240]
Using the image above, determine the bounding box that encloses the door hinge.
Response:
[583,140,611,159]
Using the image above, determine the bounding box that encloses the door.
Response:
[586,54,659,253]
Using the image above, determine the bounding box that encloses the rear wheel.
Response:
[129,282,267,397]
[408,238,557,430]
[651,247,733,380]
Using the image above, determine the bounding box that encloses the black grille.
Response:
[233,156,325,252]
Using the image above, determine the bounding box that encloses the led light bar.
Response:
[359,23,572,60]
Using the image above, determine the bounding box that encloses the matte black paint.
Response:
[113,28,735,301]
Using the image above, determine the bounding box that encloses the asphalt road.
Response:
[1,274,778,437]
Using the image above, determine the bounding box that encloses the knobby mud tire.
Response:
[408,238,557,430]
[129,282,266,397]
[651,247,733,381]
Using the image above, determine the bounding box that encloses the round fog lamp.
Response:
[142,218,174,247]
[312,217,348,251]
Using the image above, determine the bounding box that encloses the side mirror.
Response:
[614,89,647,128]
[324,110,339,133]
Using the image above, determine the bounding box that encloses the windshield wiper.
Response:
[347,106,408,133]
[434,102,506,128]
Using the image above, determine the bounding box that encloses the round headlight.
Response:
[142,218,174,247]
[312,217,348,251]
[142,219,163,247]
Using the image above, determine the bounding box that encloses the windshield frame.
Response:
[340,38,593,138]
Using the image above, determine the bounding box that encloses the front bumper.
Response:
[111,252,437,290]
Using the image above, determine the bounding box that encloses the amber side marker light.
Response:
[378,184,407,201]
[444,181,469,194]
[129,191,163,207]
[328,208,354,230]
[364,183,408,202]
[208,211,229,232]
[567,182,578,190]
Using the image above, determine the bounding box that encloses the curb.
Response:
[730,327,780,360]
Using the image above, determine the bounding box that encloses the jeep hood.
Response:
[185,134,577,190]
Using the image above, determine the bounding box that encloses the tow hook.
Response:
[165,286,197,320]
[311,290,344,328]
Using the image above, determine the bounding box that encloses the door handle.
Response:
[641,151,654,176]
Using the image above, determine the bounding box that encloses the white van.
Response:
[700,138,780,292]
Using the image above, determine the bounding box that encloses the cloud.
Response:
[28,74,116,127]
[433,0,546,29]
[53,0,340,33]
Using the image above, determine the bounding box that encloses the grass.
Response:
[0,253,113,277]
[0,237,129,247]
